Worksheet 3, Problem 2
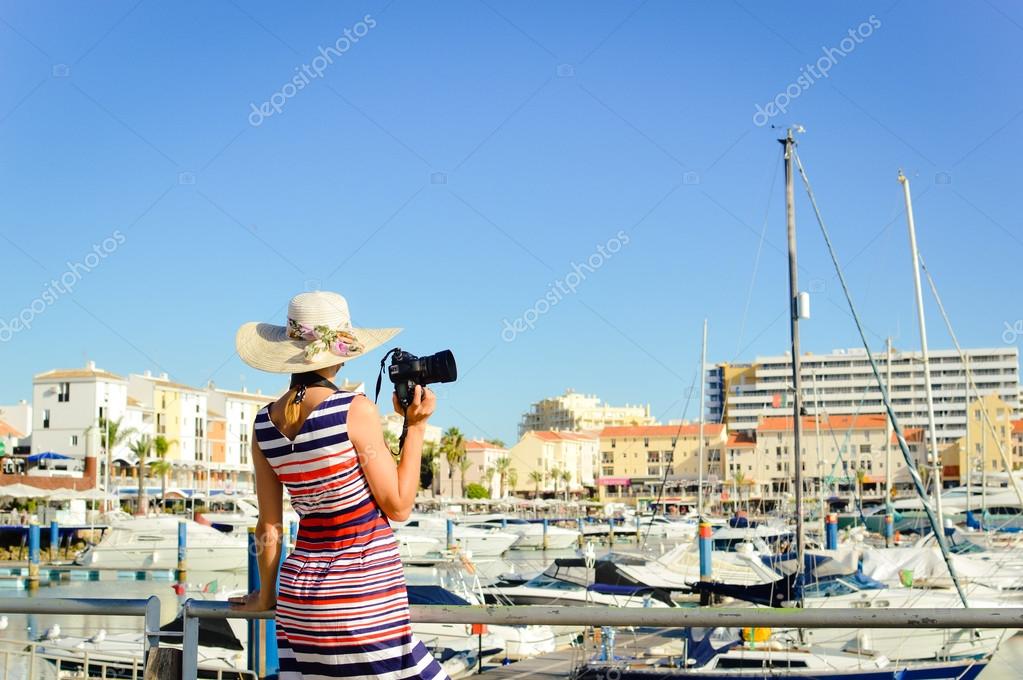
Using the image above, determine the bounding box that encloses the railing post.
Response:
[27,524,39,590]
[577,517,584,548]
[884,513,894,548]
[446,519,455,551]
[49,521,59,563]
[182,600,199,680]
[144,595,161,660]
[542,518,549,551]
[247,529,259,673]
[246,528,281,677]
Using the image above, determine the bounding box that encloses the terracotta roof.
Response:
[726,432,756,448]
[600,424,724,438]
[893,427,925,443]
[530,431,598,442]
[35,368,125,382]
[758,414,888,432]
[1013,419,1023,435]
[464,439,507,451]
[0,420,23,438]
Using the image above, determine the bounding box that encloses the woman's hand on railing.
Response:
[228,591,275,612]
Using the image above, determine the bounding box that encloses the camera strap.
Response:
[373,348,408,455]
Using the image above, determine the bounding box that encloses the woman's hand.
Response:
[393,385,436,427]
[228,591,275,612]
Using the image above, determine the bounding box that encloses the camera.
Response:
[388,348,457,408]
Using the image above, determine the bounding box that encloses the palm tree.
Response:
[419,440,437,491]
[549,467,562,499]
[560,469,572,500]
[483,466,497,498]
[129,435,153,516]
[507,467,519,497]
[733,470,746,510]
[440,427,465,498]
[93,417,135,507]
[150,435,174,510]
[457,456,473,497]
[855,467,868,507]
[529,470,545,498]
[494,456,512,498]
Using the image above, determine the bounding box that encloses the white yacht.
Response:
[470,516,581,550]
[75,517,248,571]
[391,515,519,556]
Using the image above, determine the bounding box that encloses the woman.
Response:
[230,291,449,679]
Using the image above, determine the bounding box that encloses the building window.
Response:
[58,382,70,402]
[647,466,660,476]
[647,452,660,463]
[43,409,50,429]
[98,406,106,421]
[643,438,649,447]
[611,439,616,448]
[71,435,78,447]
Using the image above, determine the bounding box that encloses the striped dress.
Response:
[254,391,449,680]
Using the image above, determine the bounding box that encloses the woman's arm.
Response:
[349,385,435,522]
[230,434,282,611]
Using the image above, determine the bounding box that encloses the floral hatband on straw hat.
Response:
[236,291,401,374]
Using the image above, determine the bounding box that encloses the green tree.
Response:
[149,435,174,509]
[485,438,506,449]
[529,469,545,498]
[483,466,497,497]
[856,467,868,506]
[733,470,746,510]
[129,435,153,516]
[440,427,465,498]
[507,467,519,496]
[465,482,490,499]
[560,469,572,500]
[93,417,135,505]
[457,456,473,497]
[419,440,436,491]
[549,467,562,499]
[495,456,512,498]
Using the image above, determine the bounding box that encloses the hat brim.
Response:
[236,322,402,374]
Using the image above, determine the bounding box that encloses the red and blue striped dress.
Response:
[255,391,449,679]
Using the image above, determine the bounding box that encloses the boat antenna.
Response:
[792,151,969,608]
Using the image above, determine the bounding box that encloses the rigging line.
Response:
[918,254,1023,513]
[735,147,784,358]
[792,147,970,609]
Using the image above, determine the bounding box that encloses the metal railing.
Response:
[2,597,1023,679]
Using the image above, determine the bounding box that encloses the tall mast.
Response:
[885,338,893,504]
[697,318,708,519]
[782,130,805,568]
[965,355,972,519]
[812,370,825,537]
[898,171,944,525]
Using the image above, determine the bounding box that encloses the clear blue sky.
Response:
[2,1,1021,445]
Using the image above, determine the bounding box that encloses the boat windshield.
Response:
[524,574,582,591]
[801,578,857,597]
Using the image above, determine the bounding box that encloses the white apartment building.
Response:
[519,389,655,437]
[709,347,1020,445]
[0,401,32,442]
[508,431,599,496]
[32,362,132,461]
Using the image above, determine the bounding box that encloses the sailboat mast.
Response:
[885,337,893,503]
[783,130,805,568]
[965,355,972,518]
[898,171,944,525]
[697,318,708,519]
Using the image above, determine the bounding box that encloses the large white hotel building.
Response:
[708,346,1020,444]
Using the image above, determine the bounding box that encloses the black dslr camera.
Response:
[388,348,457,409]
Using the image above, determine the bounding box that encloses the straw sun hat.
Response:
[236,291,401,374]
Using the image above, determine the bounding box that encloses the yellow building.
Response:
[941,394,1016,484]
[596,424,726,506]
[129,373,208,491]
[708,363,758,424]
[508,431,599,497]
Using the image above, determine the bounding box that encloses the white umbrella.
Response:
[0,483,52,499]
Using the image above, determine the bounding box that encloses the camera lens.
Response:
[424,350,457,384]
